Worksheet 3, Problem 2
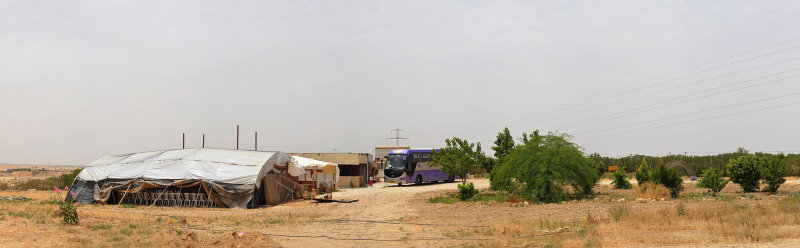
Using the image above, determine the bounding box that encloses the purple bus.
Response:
[384,148,456,185]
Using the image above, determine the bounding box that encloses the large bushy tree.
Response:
[490,132,600,203]
[492,127,515,160]
[727,155,763,193]
[429,137,484,184]
[761,155,789,193]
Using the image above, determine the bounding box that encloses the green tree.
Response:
[429,137,483,184]
[697,168,728,196]
[490,132,599,203]
[727,155,763,193]
[587,153,607,177]
[611,170,632,189]
[649,164,684,198]
[635,158,650,184]
[761,155,789,193]
[492,127,515,160]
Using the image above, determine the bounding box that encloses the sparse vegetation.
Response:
[9,169,83,191]
[608,203,630,221]
[634,182,671,200]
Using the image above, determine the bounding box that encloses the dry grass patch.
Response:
[634,182,670,200]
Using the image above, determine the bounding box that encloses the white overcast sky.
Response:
[2,1,800,165]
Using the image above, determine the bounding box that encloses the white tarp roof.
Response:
[288,156,338,177]
[76,148,291,186]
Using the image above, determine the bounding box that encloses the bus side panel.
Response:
[408,169,450,182]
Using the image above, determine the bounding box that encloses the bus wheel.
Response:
[415,175,423,185]
[397,183,402,186]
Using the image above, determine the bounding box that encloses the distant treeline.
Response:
[590,149,800,176]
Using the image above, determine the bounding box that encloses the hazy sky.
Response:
[2,1,800,165]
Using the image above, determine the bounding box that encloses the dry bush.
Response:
[634,182,670,200]
[607,203,631,222]
[600,201,800,244]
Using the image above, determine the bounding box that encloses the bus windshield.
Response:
[384,154,407,178]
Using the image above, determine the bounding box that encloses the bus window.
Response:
[413,153,422,163]
[422,153,430,162]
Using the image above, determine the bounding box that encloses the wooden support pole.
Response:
[150,187,169,207]
[117,183,133,206]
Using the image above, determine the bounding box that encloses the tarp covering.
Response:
[289,156,340,191]
[288,156,337,176]
[69,148,292,209]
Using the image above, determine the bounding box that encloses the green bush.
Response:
[761,156,789,193]
[635,158,650,185]
[697,168,728,196]
[457,182,479,201]
[727,155,763,193]
[649,164,683,198]
[490,132,599,203]
[611,170,632,189]
[14,169,83,191]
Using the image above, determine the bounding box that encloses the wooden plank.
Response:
[264,176,272,206]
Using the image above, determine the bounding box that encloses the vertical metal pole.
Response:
[182,133,185,149]
[202,134,205,148]
[255,132,258,151]
[236,125,239,150]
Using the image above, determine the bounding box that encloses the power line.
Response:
[577,99,800,140]
[515,57,800,129]
[410,39,800,138]
[414,58,800,138]
[573,91,800,136]
[555,67,800,130]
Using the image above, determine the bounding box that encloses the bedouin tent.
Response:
[67,148,292,209]
[288,156,339,192]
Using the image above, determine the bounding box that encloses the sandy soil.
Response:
[2,178,800,247]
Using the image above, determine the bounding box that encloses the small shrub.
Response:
[611,170,632,189]
[697,168,729,196]
[761,156,789,193]
[727,155,763,193]
[0,182,10,191]
[608,203,630,222]
[635,158,650,184]
[457,182,479,201]
[635,182,670,200]
[675,202,688,216]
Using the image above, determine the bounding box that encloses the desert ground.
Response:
[0,164,82,185]
[3,176,800,247]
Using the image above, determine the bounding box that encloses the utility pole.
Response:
[182,133,185,149]
[255,132,258,151]
[202,134,205,148]
[387,128,408,146]
[236,125,239,150]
